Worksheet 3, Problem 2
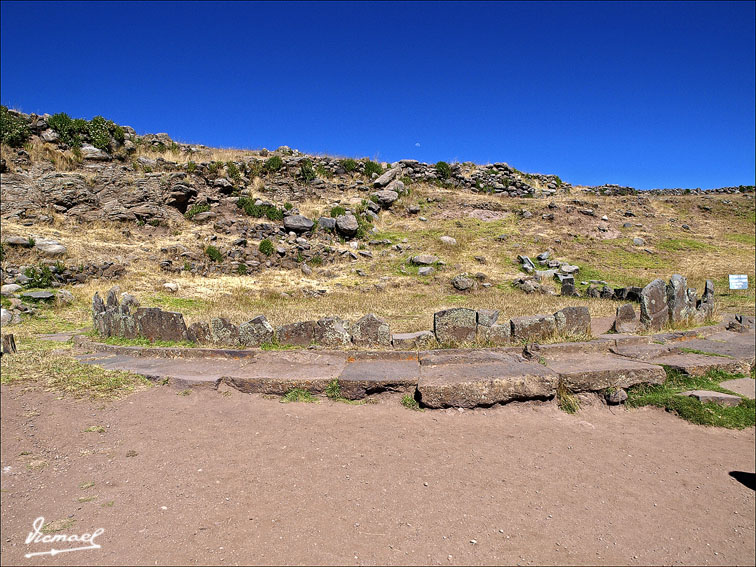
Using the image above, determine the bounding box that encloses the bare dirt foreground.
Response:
[1,386,754,566]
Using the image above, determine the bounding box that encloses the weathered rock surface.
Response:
[553,306,591,336]
[545,354,666,391]
[371,190,399,208]
[314,316,351,347]
[410,254,438,266]
[239,315,274,346]
[640,278,668,330]
[133,307,188,342]
[679,390,742,407]
[351,313,391,347]
[451,275,475,292]
[283,215,314,234]
[335,214,359,237]
[338,358,419,399]
[210,317,239,345]
[277,320,316,346]
[510,314,557,342]
[613,303,638,333]
[434,308,478,345]
[391,331,434,349]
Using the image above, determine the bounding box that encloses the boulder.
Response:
[451,275,474,292]
[55,289,75,306]
[418,266,434,276]
[187,321,211,344]
[1,308,12,326]
[277,321,316,346]
[134,308,188,342]
[1,284,22,296]
[21,291,55,302]
[606,388,629,404]
[477,323,511,345]
[476,309,500,327]
[239,315,274,346]
[351,313,391,347]
[612,304,638,333]
[510,314,557,343]
[410,254,438,266]
[439,236,457,246]
[553,306,591,336]
[317,217,336,231]
[434,308,477,345]
[80,144,111,161]
[640,279,668,330]
[371,190,399,208]
[373,166,401,188]
[560,276,577,297]
[210,317,239,345]
[34,240,67,256]
[667,274,694,324]
[283,215,314,234]
[314,316,351,347]
[4,236,33,247]
[335,214,359,237]
[696,279,715,320]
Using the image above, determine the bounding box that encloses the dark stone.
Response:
[134,308,188,342]
[277,321,316,346]
[510,314,557,342]
[434,308,478,345]
[351,313,391,347]
[553,306,591,336]
[187,321,211,344]
[612,304,638,333]
[640,279,668,330]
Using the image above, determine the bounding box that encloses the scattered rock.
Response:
[679,390,742,407]
[283,215,314,234]
[410,254,438,266]
[418,266,434,276]
[163,282,179,293]
[439,236,457,246]
[451,275,475,292]
[606,388,628,404]
[335,214,359,238]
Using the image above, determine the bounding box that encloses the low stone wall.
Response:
[91,274,714,348]
[92,289,592,349]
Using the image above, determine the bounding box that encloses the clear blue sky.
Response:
[2,1,754,189]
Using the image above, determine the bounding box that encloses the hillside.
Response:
[1,107,754,334]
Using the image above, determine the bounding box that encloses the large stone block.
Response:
[277,321,316,346]
[553,306,591,336]
[391,331,435,349]
[510,314,557,343]
[477,323,511,345]
[210,317,239,346]
[545,354,666,392]
[134,308,188,342]
[640,279,668,330]
[696,279,715,320]
[612,303,638,333]
[314,317,351,347]
[239,315,274,346]
[476,309,500,327]
[433,308,478,345]
[187,321,211,344]
[351,313,391,347]
[667,274,694,324]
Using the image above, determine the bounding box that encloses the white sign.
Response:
[729,275,749,290]
[24,517,104,558]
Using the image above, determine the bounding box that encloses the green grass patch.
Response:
[401,394,422,411]
[678,347,731,358]
[97,335,197,348]
[146,293,209,315]
[184,204,210,220]
[281,388,318,403]
[627,368,755,429]
[656,237,715,252]
[723,232,756,245]
[557,382,580,414]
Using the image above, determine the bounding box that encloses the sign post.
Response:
[728,275,749,290]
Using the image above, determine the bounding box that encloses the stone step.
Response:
[544,354,666,391]
[338,358,419,399]
[719,378,756,399]
[645,353,749,377]
[679,390,743,407]
[416,354,558,409]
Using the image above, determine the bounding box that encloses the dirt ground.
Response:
[1,385,754,566]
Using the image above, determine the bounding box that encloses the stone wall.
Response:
[92,274,714,349]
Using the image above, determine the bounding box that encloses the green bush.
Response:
[186,161,197,173]
[299,159,316,183]
[259,239,274,256]
[265,156,283,172]
[23,264,54,288]
[284,202,293,211]
[207,161,224,174]
[226,162,242,183]
[87,116,112,150]
[0,106,31,148]
[237,263,248,275]
[184,204,210,219]
[205,245,224,262]
[236,197,285,220]
[435,161,452,180]
[330,206,346,218]
[363,160,383,178]
[340,158,358,172]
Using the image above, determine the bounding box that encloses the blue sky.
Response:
[1,1,754,189]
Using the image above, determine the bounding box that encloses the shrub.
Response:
[330,206,346,218]
[259,239,274,256]
[47,113,88,148]
[310,255,323,266]
[205,245,223,262]
[435,161,452,180]
[284,202,293,211]
[0,106,31,148]
[23,264,54,288]
[237,263,248,275]
[184,204,210,220]
[340,158,358,172]
[87,116,112,150]
[236,197,285,220]
[207,161,224,174]
[186,161,197,173]
[226,162,242,183]
[315,165,332,179]
[363,160,383,178]
[299,159,316,183]
[265,156,283,172]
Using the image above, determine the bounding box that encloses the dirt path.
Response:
[1,385,754,566]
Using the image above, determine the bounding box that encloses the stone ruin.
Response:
[91,274,714,349]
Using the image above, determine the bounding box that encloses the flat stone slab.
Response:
[674,333,755,368]
[590,316,615,336]
[417,354,558,408]
[611,343,675,361]
[545,354,666,392]
[720,378,755,399]
[679,390,743,407]
[649,353,749,377]
[338,359,420,399]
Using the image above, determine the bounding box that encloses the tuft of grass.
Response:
[259,238,274,256]
[401,394,423,411]
[205,245,224,262]
[184,203,210,220]
[79,481,95,490]
[83,425,105,433]
[78,496,97,503]
[627,368,755,429]
[178,389,192,396]
[363,160,383,178]
[325,379,341,399]
[281,388,317,403]
[679,347,730,358]
[41,519,76,534]
[556,382,580,414]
